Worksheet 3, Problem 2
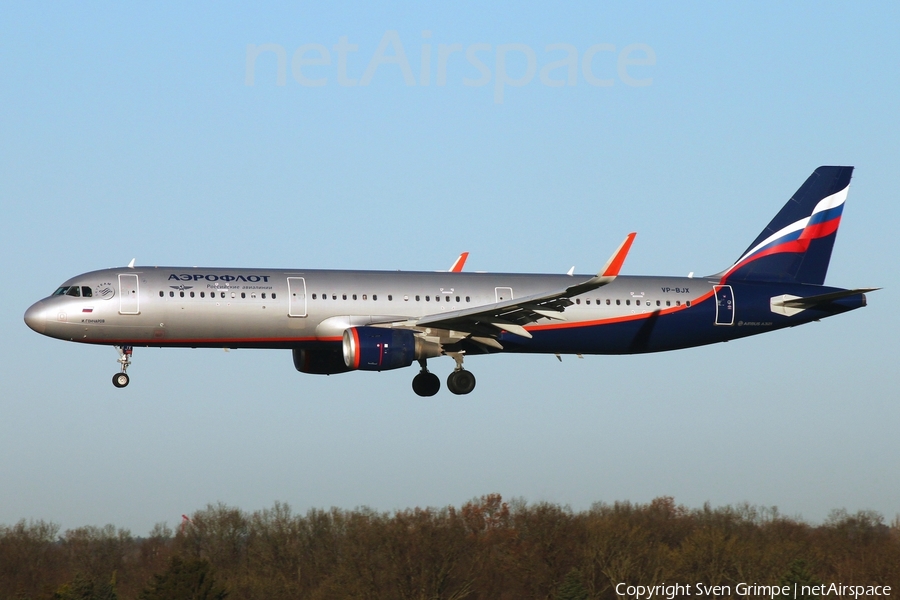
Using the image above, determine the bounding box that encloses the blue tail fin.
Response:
[720,166,853,285]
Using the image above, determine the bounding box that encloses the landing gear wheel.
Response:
[112,373,130,388]
[412,371,440,397]
[447,369,476,395]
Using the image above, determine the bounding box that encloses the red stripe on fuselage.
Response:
[527,290,714,332]
[90,335,344,346]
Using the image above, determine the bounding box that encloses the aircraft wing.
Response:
[416,233,636,340]
[449,252,469,272]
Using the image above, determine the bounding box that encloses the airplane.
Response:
[24,166,875,396]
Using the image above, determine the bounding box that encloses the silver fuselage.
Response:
[24,265,854,355]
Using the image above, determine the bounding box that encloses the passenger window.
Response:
[342,294,347,300]
[312,293,317,299]
[170,291,175,297]
[372,294,377,301]
[445,296,450,302]
[676,300,681,306]
[415,295,420,301]
[616,299,621,305]
[686,300,691,307]
[262,293,266,299]
[426,295,430,301]
[656,300,660,306]
[271,293,276,299]
[200,292,205,298]
[586,300,591,305]
[666,300,671,306]
[456,296,460,302]
[190,291,195,298]
[606,299,611,305]
[251,293,256,298]
[362,294,367,300]
[159,291,164,297]
[241,292,246,299]
[332,294,336,300]
[180,291,184,298]
[352,294,357,300]
[221,292,225,298]
[626,299,630,305]
[576,299,581,305]
[388,295,393,301]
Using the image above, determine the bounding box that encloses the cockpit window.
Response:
[52,286,92,297]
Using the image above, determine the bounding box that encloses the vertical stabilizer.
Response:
[720,166,853,285]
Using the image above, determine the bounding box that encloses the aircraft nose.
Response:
[24,301,47,334]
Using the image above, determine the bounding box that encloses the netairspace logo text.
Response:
[615,582,893,600]
[245,30,656,104]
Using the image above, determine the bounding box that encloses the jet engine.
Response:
[342,326,440,371]
[292,343,353,375]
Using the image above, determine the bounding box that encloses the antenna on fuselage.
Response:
[127,258,136,268]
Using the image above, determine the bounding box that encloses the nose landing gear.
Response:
[112,346,133,388]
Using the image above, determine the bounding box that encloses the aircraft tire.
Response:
[112,373,130,388]
[447,370,476,395]
[412,372,440,397]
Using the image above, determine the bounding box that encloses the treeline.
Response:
[1,495,898,600]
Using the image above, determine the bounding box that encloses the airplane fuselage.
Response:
[25,266,864,355]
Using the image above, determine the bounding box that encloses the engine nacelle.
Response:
[342,327,439,371]
[292,344,353,375]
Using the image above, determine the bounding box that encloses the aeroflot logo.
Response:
[168,274,272,283]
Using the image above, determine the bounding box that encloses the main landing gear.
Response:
[411,355,476,397]
[112,345,133,388]
[446,352,476,395]
[412,359,440,397]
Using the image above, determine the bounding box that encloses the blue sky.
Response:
[2,2,898,534]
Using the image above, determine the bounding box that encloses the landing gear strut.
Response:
[412,359,440,397]
[446,353,476,395]
[112,345,133,388]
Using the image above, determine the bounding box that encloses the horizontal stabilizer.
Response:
[770,288,877,316]
[780,288,878,308]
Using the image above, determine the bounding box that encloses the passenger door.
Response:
[118,274,140,315]
[713,285,734,326]
[288,277,308,317]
